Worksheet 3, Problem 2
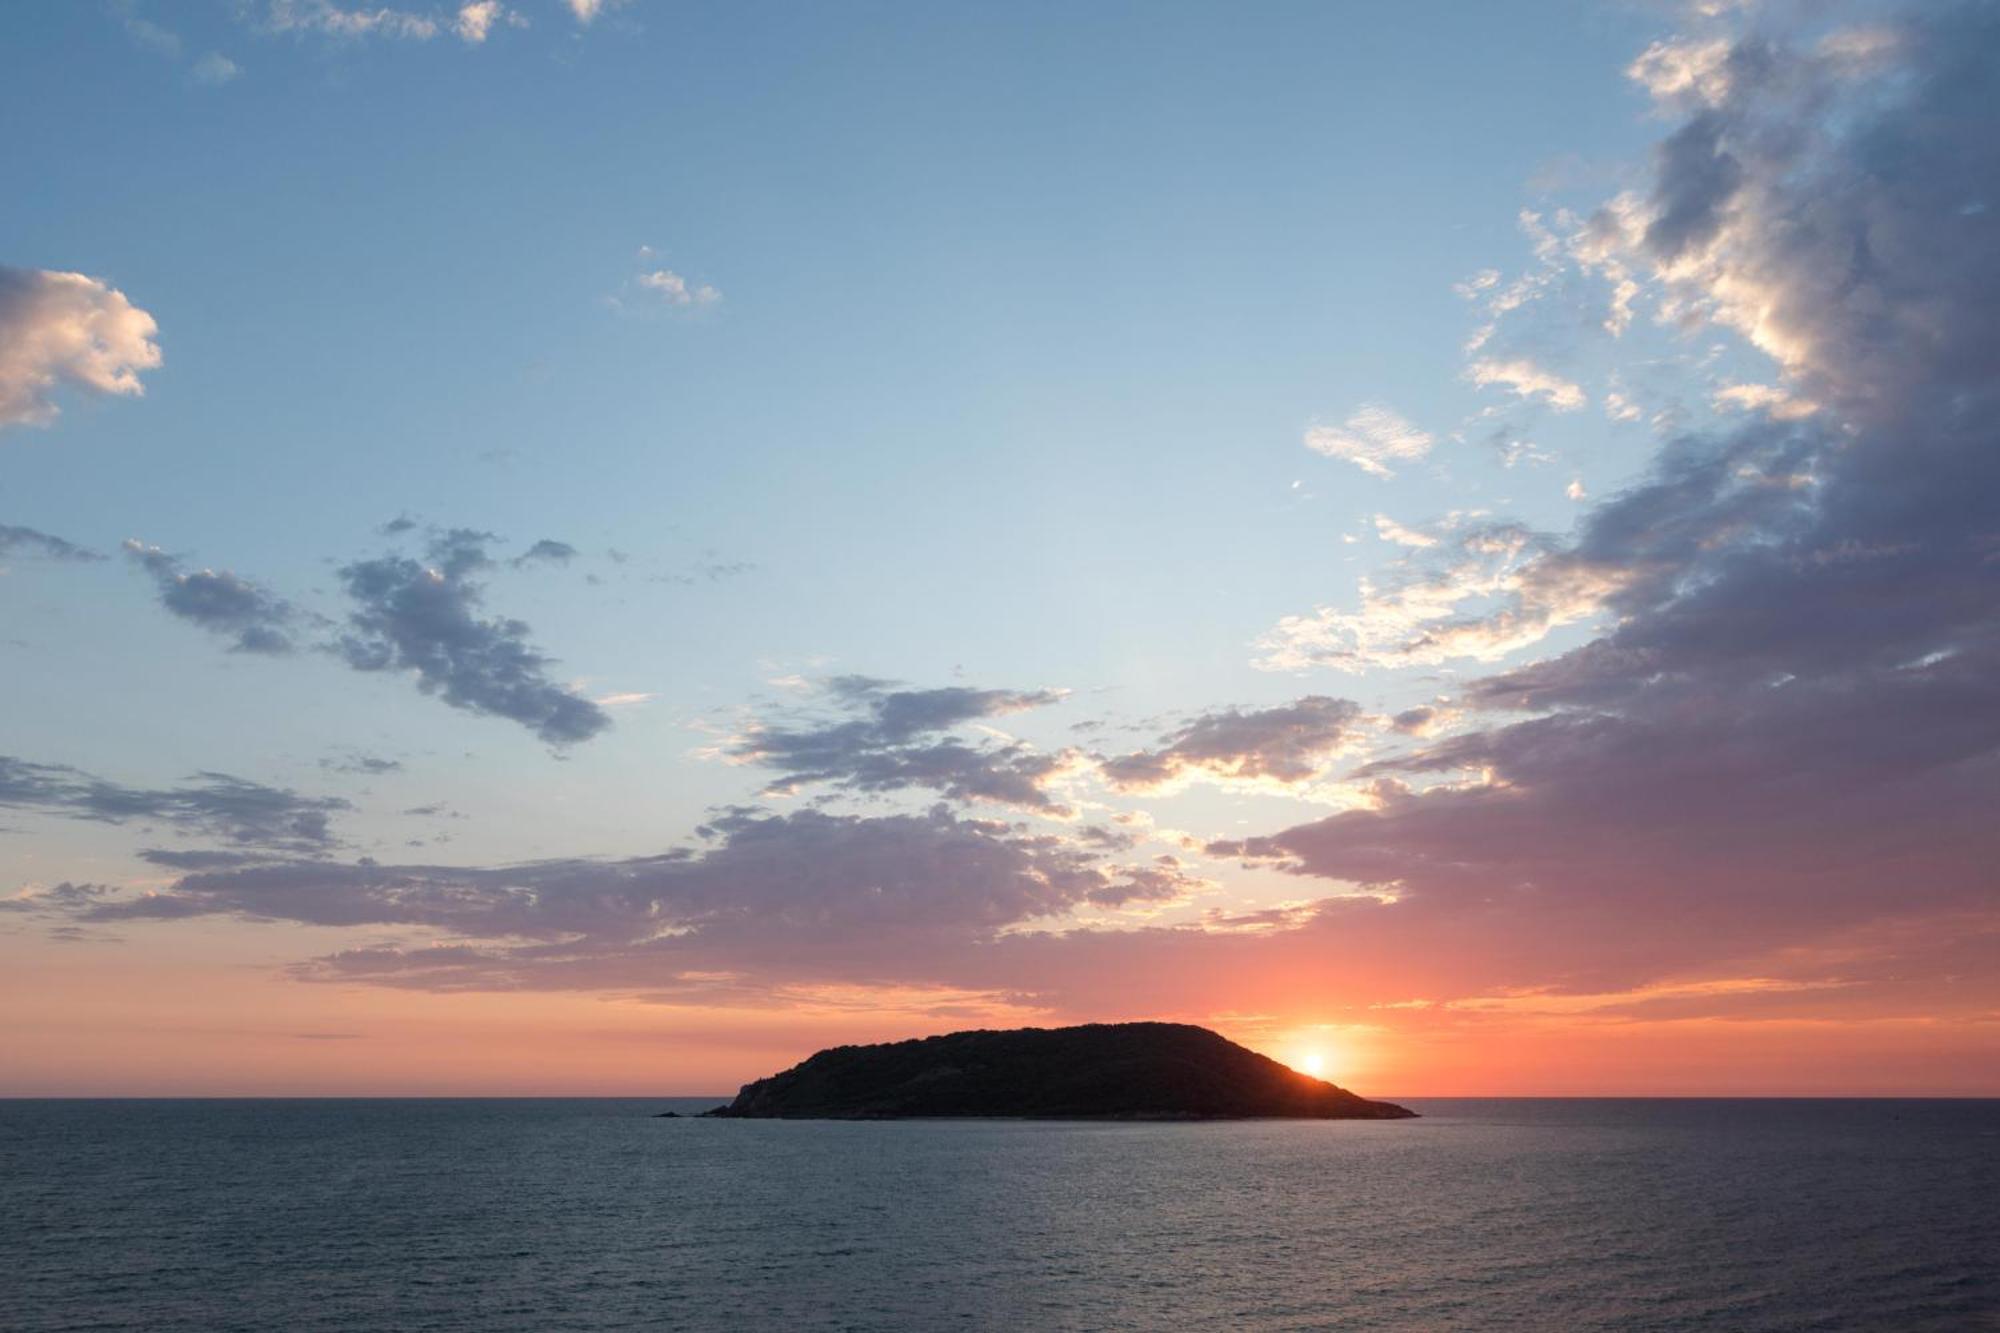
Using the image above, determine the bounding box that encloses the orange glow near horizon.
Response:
[4,927,1999,1098]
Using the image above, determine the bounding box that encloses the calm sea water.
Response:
[2,1098,1993,1331]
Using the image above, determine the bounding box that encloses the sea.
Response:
[2,1098,1994,1331]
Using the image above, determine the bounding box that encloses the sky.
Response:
[3,0,1996,1097]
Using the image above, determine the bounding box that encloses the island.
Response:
[697,1021,1415,1120]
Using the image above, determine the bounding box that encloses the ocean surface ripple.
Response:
[2,1098,1994,1331]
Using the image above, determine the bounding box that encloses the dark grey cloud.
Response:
[0,524,101,562]
[1643,111,1742,261]
[59,806,1194,995]
[319,751,403,776]
[1390,706,1438,734]
[422,527,499,579]
[1075,823,1140,852]
[44,924,121,943]
[1218,3,2000,996]
[0,881,112,915]
[123,539,301,654]
[1084,856,1205,909]
[119,524,609,745]
[336,529,610,745]
[511,539,578,569]
[649,557,760,587]
[137,848,291,871]
[731,676,1072,811]
[782,739,1073,811]
[1100,696,1366,791]
[0,754,347,853]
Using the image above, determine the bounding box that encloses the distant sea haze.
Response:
[3,1098,1993,1331]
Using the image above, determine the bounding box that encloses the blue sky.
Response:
[8,1,1993,1096]
[3,1,1667,864]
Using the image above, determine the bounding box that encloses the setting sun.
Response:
[1298,1053,1326,1078]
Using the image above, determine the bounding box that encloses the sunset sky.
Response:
[4,0,1995,1097]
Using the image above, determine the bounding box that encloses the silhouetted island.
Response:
[697,1022,1416,1120]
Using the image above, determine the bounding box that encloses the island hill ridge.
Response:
[698,1022,1416,1120]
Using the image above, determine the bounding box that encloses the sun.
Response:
[1298,1052,1326,1078]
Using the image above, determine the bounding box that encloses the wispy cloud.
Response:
[0,524,102,564]
[0,754,347,854]
[1302,405,1433,478]
[1712,382,1817,420]
[1373,515,1437,549]
[258,1,440,41]
[1258,523,1620,673]
[319,750,404,776]
[510,538,578,568]
[191,52,243,83]
[1468,357,1586,411]
[633,269,721,308]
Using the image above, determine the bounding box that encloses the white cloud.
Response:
[123,12,243,85]
[1816,25,1902,71]
[191,52,242,84]
[0,268,162,432]
[1303,405,1433,479]
[1373,515,1437,549]
[1457,212,1575,354]
[260,1,440,41]
[124,16,183,58]
[456,2,496,41]
[1604,275,1640,335]
[1713,382,1818,421]
[1453,269,1500,300]
[1256,525,1622,673]
[635,268,721,307]
[454,2,525,42]
[1468,357,1587,412]
[1627,38,1734,109]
